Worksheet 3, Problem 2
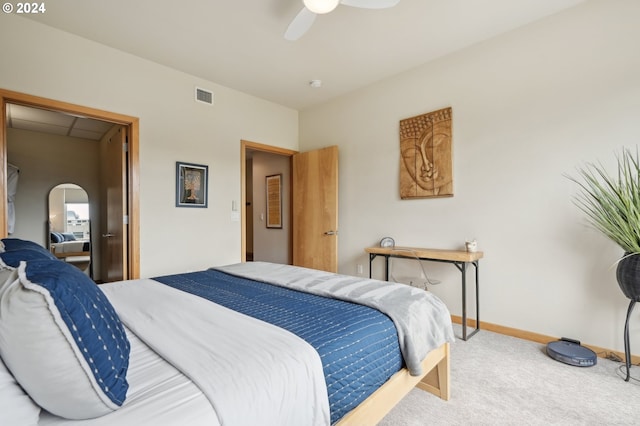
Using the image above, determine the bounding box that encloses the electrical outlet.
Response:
[357,264,363,275]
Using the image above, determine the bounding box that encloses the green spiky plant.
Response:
[567,147,640,256]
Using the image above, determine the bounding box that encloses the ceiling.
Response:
[6,104,116,141]
[20,0,584,111]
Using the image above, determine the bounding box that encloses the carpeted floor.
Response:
[379,326,640,425]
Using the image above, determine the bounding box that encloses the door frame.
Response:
[0,89,140,279]
[240,140,297,262]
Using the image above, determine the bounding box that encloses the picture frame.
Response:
[266,174,282,228]
[176,161,208,208]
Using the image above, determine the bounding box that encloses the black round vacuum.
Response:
[546,337,597,367]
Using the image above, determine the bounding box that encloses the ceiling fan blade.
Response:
[284,7,317,41]
[340,0,400,9]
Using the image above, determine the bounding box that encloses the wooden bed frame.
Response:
[51,251,90,259]
[337,342,450,425]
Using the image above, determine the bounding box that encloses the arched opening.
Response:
[48,183,92,278]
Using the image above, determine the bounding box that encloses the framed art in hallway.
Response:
[266,173,282,228]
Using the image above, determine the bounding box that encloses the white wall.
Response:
[7,128,100,247]
[299,0,640,353]
[0,13,299,277]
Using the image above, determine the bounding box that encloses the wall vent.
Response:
[195,87,214,105]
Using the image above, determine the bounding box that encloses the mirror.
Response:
[48,183,92,278]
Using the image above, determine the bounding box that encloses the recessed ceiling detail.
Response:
[6,104,116,141]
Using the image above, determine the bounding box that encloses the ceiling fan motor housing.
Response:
[304,0,340,14]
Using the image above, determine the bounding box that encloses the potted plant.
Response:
[567,147,640,380]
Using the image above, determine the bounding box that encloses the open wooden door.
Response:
[292,146,338,272]
[100,126,128,282]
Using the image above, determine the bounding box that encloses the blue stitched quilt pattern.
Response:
[153,269,403,424]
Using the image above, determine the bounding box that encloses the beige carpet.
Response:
[380,325,640,425]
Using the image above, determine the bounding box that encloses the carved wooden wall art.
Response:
[399,107,453,199]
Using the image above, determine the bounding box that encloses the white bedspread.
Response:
[100,278,330,426]
[39,325,217,426]
[216,262,455,376]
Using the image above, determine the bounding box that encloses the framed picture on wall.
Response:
[266,174,282,228]
[176,161,208,208]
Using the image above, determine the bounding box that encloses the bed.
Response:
[49,241,90,258]
[49,233,90,254]
[0,238,455,426]
[49,233,91,260]
[49,232,91,270]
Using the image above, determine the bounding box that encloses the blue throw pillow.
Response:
[61,232,77,242]
[0,260,130,419]
[50,232,64,244]
[0,248,56,269]
[1,238,48,253]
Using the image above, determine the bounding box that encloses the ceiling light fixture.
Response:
[309,80,322,88]
[303,0,340,14]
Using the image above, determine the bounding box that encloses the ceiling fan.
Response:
[284,0,401,41]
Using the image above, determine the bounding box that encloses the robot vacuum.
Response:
[546,338,597,367]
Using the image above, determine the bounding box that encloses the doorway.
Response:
[241,141,339,273]
[0,89,140,280]
[241,140,296,264]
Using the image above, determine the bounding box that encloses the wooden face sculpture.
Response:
[399,107,453,199]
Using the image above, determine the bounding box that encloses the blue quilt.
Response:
[153,269,403,424]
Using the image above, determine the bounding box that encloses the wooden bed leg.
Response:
[415,342,450,400]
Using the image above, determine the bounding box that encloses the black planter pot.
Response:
[615,253,640,381]
[616,253,640,301]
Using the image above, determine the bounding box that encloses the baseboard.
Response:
[451,315,640,365]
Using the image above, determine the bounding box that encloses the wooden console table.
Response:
[365,246,483,341]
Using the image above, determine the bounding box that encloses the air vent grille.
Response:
[195,87,214,105]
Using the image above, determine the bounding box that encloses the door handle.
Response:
[102,233,115,238]
[324,230,338,236]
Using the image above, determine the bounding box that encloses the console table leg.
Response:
[475,261,480,332]
[461,262,467,341]
[384,255,390,281]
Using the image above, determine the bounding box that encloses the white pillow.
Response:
[0,261,130,419]
[0,268,14,282]
[0,357,40,426]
